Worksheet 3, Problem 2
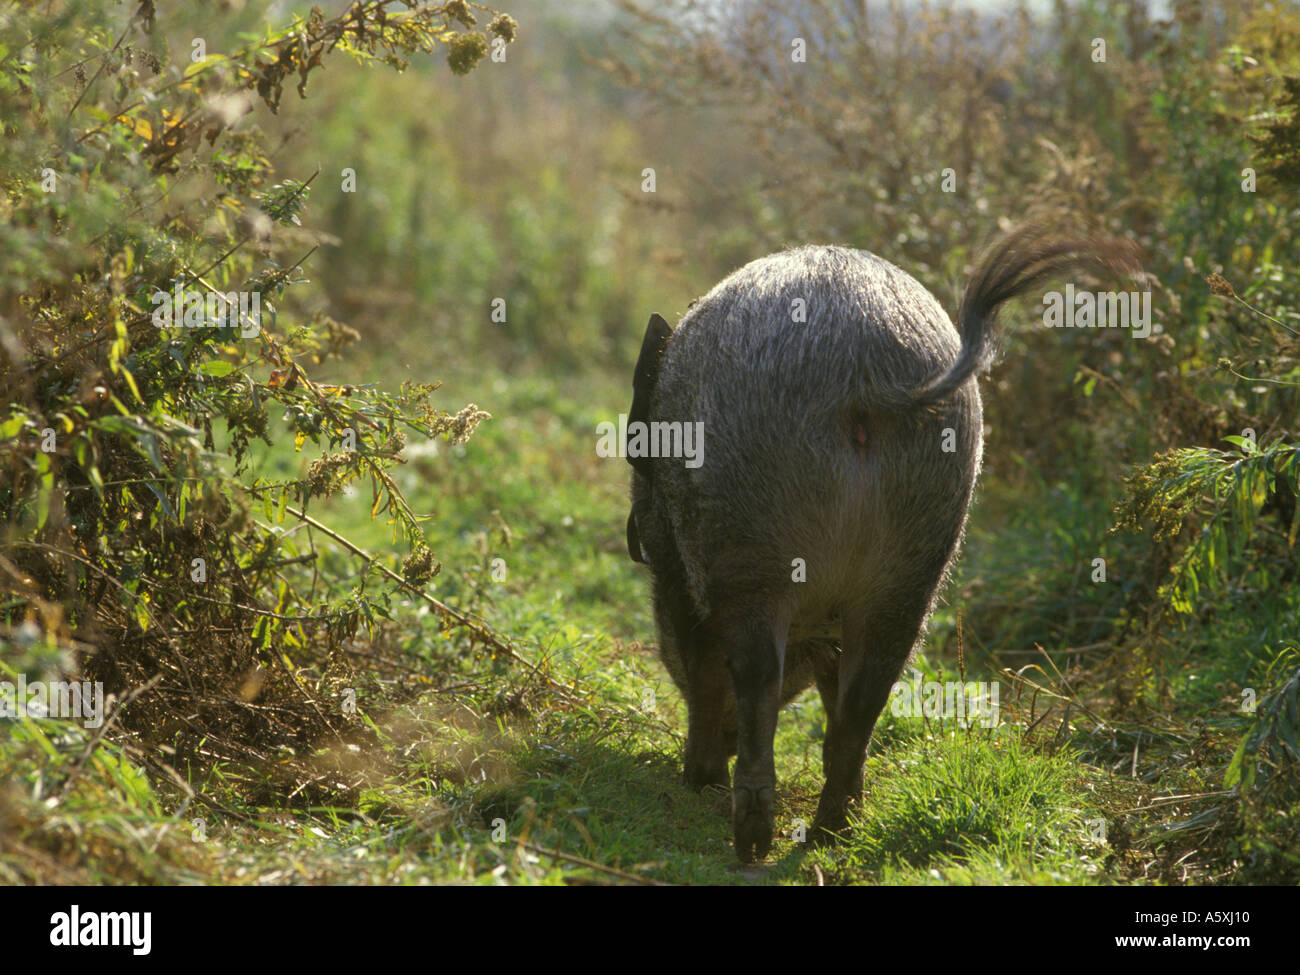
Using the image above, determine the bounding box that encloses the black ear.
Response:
[628,313,672,477]
[626,510,646,563]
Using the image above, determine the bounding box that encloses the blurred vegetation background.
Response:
[1,0,1298,884]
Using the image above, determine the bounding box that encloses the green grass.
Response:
[805,729,1103,884]
[3,363,1291,885]
[2,660,1107,884]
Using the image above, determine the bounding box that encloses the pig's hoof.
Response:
[809,808,852,847]
[732,784,774,862]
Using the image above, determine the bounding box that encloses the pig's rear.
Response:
[646,245,982,628]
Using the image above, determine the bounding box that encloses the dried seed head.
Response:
[488,14,518,42]
[1206,272,1236,298]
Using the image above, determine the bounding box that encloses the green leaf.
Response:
[200,360,236,377]
[1224,734,1248,789]
[35,450,53,530]
[145,481,178,522]
[1223,435,1255,453]
[0,414,25,440]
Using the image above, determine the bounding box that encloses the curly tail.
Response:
[908,222,1146,407]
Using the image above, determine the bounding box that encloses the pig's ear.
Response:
[626,510,647,563]
[628,313,672,476]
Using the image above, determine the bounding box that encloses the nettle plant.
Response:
[0,3,513,778]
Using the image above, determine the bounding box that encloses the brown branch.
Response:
[283,503,583,704]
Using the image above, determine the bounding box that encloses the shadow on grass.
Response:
[471,737,818,885]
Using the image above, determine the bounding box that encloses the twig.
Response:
[283,504,584,704]
[519,842,670,886]
[55,674,163,799]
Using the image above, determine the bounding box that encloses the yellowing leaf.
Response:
[115,113,153,140]
[120,365,143,403]
[134,592,151,632]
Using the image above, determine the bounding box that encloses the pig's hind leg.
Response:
[710,600,791,863]
[811,586,931,843]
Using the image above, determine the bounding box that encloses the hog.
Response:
[625,222,1141,861]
